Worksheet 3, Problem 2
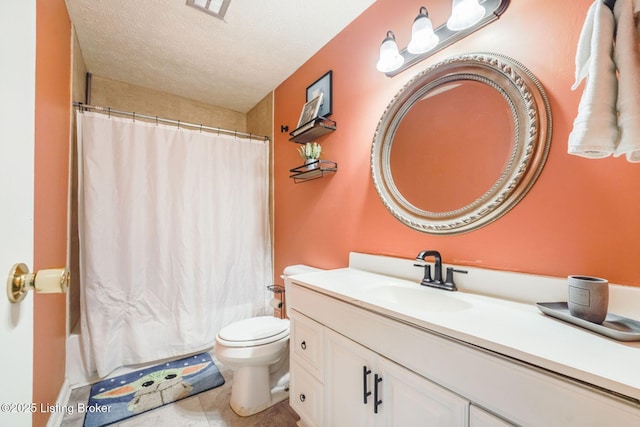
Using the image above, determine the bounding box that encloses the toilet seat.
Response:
[217,316,290,347]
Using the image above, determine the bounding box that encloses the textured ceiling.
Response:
[65,0,376,113]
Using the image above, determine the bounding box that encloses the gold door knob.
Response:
[6,263,69,303]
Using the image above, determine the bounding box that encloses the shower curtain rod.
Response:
[72,102,270,142]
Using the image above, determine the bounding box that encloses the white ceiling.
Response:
[65,0,377,113]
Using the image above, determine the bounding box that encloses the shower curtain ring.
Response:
[133,112,136,122]
[155,116,159,126]
[199,124,203,133]
[108,107,111,118]
[177,120,180,130]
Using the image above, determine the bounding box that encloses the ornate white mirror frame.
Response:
[371,53,552,235]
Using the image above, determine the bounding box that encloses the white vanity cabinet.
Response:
[291,309,468,427]
[287,274,640,427]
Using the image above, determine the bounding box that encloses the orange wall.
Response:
[274,0,640,287]
[33,0,70,425]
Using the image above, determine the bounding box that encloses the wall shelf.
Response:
[289,117,336,144]
[289,160,337,183]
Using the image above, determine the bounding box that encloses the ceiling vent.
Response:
[186,0,231,20]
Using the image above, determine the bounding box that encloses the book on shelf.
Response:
[292,92,323,136]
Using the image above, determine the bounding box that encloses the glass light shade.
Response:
[407,8,439,54]
[447,0,485,31]
[376,31,404,73]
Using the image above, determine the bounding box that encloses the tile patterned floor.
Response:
[59,353,299,427]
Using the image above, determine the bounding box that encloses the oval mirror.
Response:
[371,53,552,234]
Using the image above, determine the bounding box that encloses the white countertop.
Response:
[288,266,640,402]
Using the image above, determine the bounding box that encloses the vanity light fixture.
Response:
[376,0,510,77]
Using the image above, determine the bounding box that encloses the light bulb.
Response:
[447,0,485,31]
[407,6,439,54]
[376,31,404,73]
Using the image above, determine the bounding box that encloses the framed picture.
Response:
[306,70,333,118]
[296,92,324,129]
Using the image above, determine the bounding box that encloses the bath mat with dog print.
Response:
[83,352,224,427]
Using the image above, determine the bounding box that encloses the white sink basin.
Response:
[367,285,473,312]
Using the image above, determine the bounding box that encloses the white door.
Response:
[0,1,36,426]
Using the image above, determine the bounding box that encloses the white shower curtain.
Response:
[77,111,272,377]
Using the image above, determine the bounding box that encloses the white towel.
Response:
[568,0,618,158]
[613,0,640,162]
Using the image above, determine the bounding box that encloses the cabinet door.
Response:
[469,405,515,427]
[325,329,376,427]
[377,356,468,427]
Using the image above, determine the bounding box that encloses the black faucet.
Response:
[415,250,443,284]
[414,250,467,292]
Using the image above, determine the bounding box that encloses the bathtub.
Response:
[66,323,95,386]
[66,323,216,386]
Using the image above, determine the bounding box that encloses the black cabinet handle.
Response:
[363,366,372,404]
[299,393,306,402]
[300,340,306,350]
[374,374,383,414]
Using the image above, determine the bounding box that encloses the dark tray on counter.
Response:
[537,302,640,342]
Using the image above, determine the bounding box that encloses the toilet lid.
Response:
[218,316,290,345]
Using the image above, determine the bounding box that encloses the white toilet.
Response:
[214,264,320,416]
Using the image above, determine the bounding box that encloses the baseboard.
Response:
[46,377,71,427]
